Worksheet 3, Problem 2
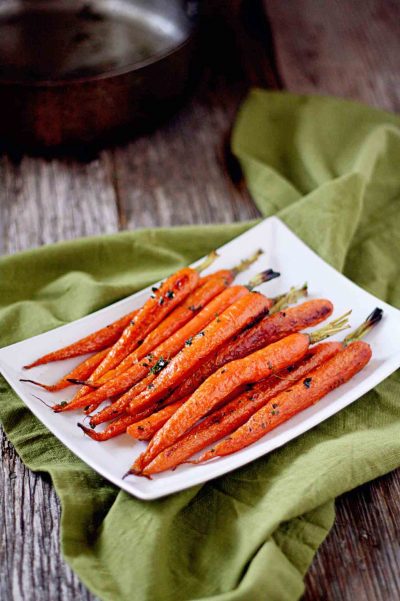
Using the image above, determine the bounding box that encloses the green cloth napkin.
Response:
[1,91,400,601]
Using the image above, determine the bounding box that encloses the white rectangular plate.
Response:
[1,217,400,500]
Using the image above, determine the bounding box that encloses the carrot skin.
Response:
[200,340,372,461]
[71,267,200,403]
[92,271,235,385]
[136,331,310,470]
[20,347,110,392]
[165,299,334,406]
[59,285,252,414]
[127,292,273,418]
[142,341,342,474]
[127,399,187,441]
[23,311,138,369]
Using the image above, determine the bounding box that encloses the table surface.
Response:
[1,1,400,599]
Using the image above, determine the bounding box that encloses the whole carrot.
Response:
[87,250,267,385]
[127,399,187,441]
[71,252,218,401]
[197,340,372,461]
[20,347,110,392]
[23,311,138,369]
[140,342,342,474]
[54,271,276,414]
[80,398,188,443]
[133,313,350,470]
[163,298,332,407]
[126,291,274,419]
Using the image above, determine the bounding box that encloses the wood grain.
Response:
[1,1,400,600]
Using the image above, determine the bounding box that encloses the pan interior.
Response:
[0,0,193,82]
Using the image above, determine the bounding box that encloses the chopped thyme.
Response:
[272,403,278,409]
[59,401,68,407]
[158,297,164,305]
[166,290,175,299]
[147,383,154,389]
[188,305,197,312]
[151,286,159,293]
[150,357,169,374]
[185,337,193,346]
[303,377,312,389]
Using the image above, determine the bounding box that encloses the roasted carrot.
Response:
[78,414,143,441]
[197,340,372,461]
[71,253,218,401]
[23,311,139,369]
[163,298,333,407]
[127,399,187,441]
[126,291,275,420]
[86,250,268,385]
[53,274,273,414]
[140,342,343,474]
[133,313,350,470]
[20,347,110,392]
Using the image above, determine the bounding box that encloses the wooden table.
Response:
[1,1,399,599]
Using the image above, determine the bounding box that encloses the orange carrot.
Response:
[71,266,203,401]
[23,311,138,369]
[127,399,187,441]
[141,342,342,474]
[54,284,254,413]
[20,347,110,392]
[163,299,333,407]
[88,251,268,385]
[133,313,350,470]
[197,341,372,461]
[126,292,274,421]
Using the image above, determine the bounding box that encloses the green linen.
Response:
[1,90,400,601]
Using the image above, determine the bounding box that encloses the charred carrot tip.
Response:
[67,378,98,388]
[247,269,280,289]
[343,307,383,345]
[77,422,101,440]
[20,378,43,387]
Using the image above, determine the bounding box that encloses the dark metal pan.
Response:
[0,0,198,152]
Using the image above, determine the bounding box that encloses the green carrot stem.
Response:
[195,250,219,273]
[246,269,280,290]
[232,249,264,275]
[309,310,352,344]
[343,307,383,345]
[269,283,308,314]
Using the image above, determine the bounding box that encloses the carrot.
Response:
[163,298,333,408]
[78,414,143,441]
[79,397,189,442]
[66,269,278,417]
[197,340,372,461]
[70,253,218,401]
[86,250,269,385]
[126,291,275,419]
[127,399,187,441]
[141,342,343,474]
[20,347,110,392]
[23,311,138,369]
[53,279,264,413]
[133,313,350,470]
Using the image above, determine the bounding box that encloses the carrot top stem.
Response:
[269,283,308,314]
[343,307,383,345]
[231,249,264,275]
[246,269,280,289]
[195,251,219,273]
[308,311,352,344]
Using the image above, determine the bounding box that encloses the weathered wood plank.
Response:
[0,152,118,601]
[265,0,400,111]
[263,1,400,599]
